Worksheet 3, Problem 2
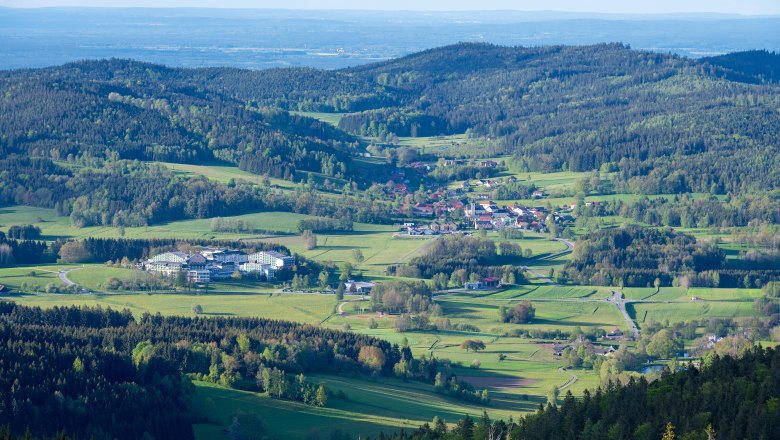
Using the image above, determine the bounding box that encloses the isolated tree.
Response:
[226,417,243,440]
[358,345,386,371]
[318,270,330,289]
[302,230,317,250]
[175,270,187,287]
[338,262,353,281]
[335,282,345,301]
[501,301,535,324]
[460,339,486,352]
[352,248,365,264]
[58,240,92,263]
[662,422,676,440]
[316,384,328,407]
[547,385,560,406]
[0,244,13,267]
[192,304,203,315]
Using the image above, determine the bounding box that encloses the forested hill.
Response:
[0,59,358,180]
[703,50,780,84]
[2,43,780,200]
[334,43,780,194]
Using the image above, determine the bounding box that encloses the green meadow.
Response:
[290,111,348,127]
[7,290,336,325]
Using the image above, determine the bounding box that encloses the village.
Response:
[369,157,581,236]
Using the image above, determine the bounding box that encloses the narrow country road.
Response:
[534,237,575,261]
[58,267,82,287]
[610,290,640,339]
[520,236,576,283]
[559,370,579,390]
[337,297,366,315]
[522,266,556,284]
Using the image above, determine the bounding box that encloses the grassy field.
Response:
[629,301,757,327]
[622,286,764,302]
[0,205,345,240]
[252,225,435,276]
[291,111,348,127]
[158,162,296,189]
[193,370,544,440]
[0,265,75,292]
[7,291,336,324]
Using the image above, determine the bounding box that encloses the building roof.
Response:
[256,250,289,259]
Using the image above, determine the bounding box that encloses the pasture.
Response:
[7,291,336,325]
[0,205,358,240]
[629,300,757,327]
[193,370,540,440]
[290,111,348,127]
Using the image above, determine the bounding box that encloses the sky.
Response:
[2,0,780,15]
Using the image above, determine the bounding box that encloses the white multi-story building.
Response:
[248,251,294,269]
[187,269,211,283]
[148,251,188,264]
[143,248,292,283]
[239,262,276,280]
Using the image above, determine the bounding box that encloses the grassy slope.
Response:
[193,372,541,440]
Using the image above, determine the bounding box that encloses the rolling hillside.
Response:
[1,44,779,228]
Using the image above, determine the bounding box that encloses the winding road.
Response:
[58,267,82,287]
[537,237,575,261]
[559,370,579,390]
[520,237,576,284]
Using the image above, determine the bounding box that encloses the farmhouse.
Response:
[464,277,501,290]
[344,280,376,294]
[412,203,435,217]
[0,284,8,293]
[474,220,494,230]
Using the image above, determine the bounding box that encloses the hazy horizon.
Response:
[2,0,780,15]
[2,6,778,71]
